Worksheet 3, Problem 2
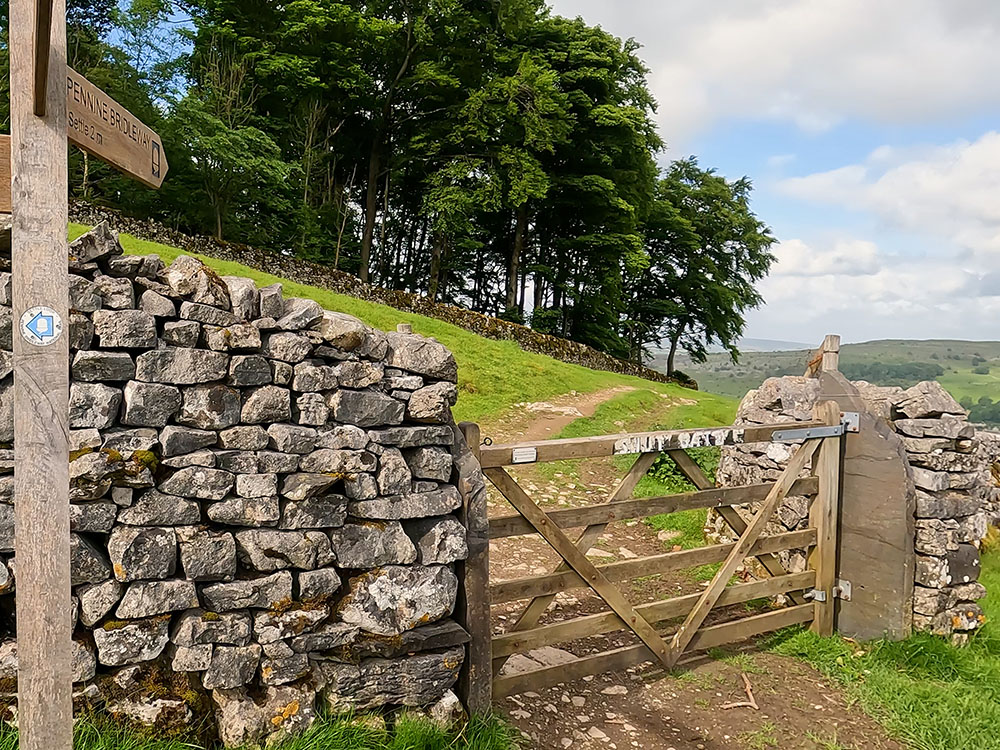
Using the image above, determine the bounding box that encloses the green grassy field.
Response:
[0,712,521,750]
[69,223,707,425]
[766,547,1000,750]
[680,338,1000,403]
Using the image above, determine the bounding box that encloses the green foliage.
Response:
[626,158,776,372]
[2,0,773,368]
[763,550,1000,750]
[681,339,1000,402]
[840,360,945,385]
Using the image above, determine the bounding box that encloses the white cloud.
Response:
[548,0,1000,143]
[771,238,881,277]
[753,236,997,342]
[780,131,1000,257]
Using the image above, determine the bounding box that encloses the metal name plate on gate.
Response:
[511,447,538,464]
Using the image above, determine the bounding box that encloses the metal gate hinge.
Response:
[772,412,860,443]
[805,579,852,603]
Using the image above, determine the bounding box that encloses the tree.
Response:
[631,158,775,373]
[172,97,293,239]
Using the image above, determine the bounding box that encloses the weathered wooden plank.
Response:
[0,136,10,214]
[453,422,492,714]
[34,0,54,116]
[666,439,820,666]
[493,452,658,675]
[66,67,169,188]
[810,401,842,636]
[667,450,808,607]
[12,0,73,748]
[489,528,817,603]
[480,421,826,468]
[486,467,674,669]
[818,371,915,640]
[492,571,815,658]
[489,477,819,539]
[492,604,814,698]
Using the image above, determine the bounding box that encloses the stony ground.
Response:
[480,390,904,750]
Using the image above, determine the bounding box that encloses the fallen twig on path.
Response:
[720,673,759,710]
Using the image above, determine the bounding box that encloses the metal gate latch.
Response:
[772,412,860,443]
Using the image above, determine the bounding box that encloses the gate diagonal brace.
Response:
[771,412,859,443]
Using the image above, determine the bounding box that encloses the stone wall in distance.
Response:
[0,223,472,747]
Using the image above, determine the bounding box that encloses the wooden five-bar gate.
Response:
[457,400,849,706]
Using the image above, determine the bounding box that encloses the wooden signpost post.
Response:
[6,2,167,747]
[11,1,73,748]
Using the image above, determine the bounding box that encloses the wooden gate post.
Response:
[810,400,842,636]
[455,422,492,713]
[10,0,74,748]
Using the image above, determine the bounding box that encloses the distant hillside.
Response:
[678,340,1000,423]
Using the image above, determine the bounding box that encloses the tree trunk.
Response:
[666,328,683,375]
[214,203,223,241]
[507,204,528,311]
[360,140,381,283]
[428,233,445,302]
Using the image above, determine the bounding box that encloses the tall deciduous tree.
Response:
[630,158,776,374]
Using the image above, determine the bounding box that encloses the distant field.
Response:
[679,339,1000,406]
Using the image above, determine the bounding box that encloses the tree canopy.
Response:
[0,0,777,370]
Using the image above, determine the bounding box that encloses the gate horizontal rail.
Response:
[457,401,846,706]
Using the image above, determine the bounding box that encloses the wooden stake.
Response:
[809,401,842,636]
[11,0,73,747]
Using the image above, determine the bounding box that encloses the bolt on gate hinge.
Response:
[772,411,860,443]
[805,579,852,603]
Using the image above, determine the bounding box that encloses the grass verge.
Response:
[69,223,697,425]
[763,549,1000,750]
[0,713,521,749]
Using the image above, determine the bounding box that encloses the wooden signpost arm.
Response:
[12,0,73,748]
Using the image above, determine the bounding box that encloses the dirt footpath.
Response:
[480,390,904,750]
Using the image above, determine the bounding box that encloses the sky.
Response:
[548,0,1000,345]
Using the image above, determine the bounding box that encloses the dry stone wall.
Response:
[0,223,473,746]
[68,202,683,388]
[713,376,992,643]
